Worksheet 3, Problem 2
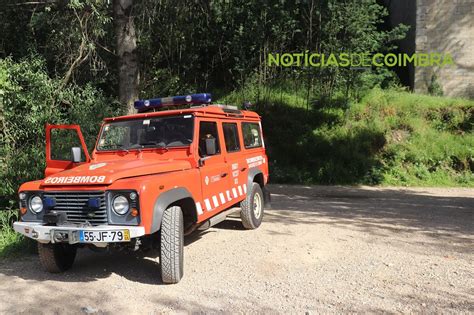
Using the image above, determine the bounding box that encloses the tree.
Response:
[113,0,138,114]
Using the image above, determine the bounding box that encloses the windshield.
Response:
[97,115,194,151]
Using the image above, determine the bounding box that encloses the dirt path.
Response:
[0,185,473,314]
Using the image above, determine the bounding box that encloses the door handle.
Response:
[240,167,247,172]
[221,172,228,178]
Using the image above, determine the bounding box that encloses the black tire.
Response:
[38,243,77,273]
[160,206,184,284]
[240,183,264,229]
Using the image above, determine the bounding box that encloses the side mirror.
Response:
[71,147,82,163]
[205,138,217,156]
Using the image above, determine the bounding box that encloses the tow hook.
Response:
[53,231,68,243]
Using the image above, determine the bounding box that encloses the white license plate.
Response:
[79,230,130,243]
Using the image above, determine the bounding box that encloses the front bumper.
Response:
[13,221,145,245]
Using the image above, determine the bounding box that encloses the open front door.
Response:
[45,124,91,177]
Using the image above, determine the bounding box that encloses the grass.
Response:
[219,86,474,187]
[351,89,474,186]
[0,211,36,258]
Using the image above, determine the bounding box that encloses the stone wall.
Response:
[415,0,474,98]
[387,0,474,98]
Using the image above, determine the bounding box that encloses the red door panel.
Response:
[45,124,91,177]
[196,120,231,220]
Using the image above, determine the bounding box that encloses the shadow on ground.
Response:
[266,185,473,253]
[0,185,472,286]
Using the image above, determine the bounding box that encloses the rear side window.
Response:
[242,122,262,149]
[223,123,241,153]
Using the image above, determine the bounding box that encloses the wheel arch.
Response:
[247,168,264,189]
[247,168,271,208]
[151,187,198,234]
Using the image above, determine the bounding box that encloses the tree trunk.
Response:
[113,0,139,114]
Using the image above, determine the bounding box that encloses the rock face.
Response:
[386,0,474,98]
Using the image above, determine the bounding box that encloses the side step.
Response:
[197,207,240,231]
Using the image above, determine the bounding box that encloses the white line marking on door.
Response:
[212,196,219,208]
[226,190,232,201]
[232,188,238,198]
[238,185,243,196]
[204,199,212,211]
[243,184,247,193]
[196,202,203,215]
[219,193,226,204]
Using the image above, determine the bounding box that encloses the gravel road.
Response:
[0,185,473,314]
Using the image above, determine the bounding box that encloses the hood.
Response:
[41,159,191,186]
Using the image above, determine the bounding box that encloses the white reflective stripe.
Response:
[219,193,226,204]
[196,202,203,215]
[232,188,238,198]
[226,190,232,201]
[238,186,243,196]
[212,196,219,208]
[204,199,212,211]
[243,184,247,193]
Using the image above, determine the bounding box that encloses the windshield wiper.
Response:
[138,141,169,150]
[139,141,159,146]
[116,144,130,153]
[152,142,169,152]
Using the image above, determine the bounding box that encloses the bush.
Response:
[0,57,122,209]
[0,210,36,258]
[219,85,474,187]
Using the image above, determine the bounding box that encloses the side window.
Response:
[223,123,241,153]
[199,121,221,157]
[242,122,262,149]
[51,129,85,162]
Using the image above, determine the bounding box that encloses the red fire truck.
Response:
[13,93,270,283]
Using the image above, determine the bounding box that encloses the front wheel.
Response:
[160,206,184,284]
[240,183,264,229]
[38,243,77,273]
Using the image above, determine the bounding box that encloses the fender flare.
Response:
[150,187,194,234]
[246,167,263,191]
[247,167,271,207]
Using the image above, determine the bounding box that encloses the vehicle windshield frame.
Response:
[95,114,195,152]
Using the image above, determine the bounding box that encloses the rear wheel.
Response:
[240,183,264,229]
[38,243,77,273]
[160,206,184,284]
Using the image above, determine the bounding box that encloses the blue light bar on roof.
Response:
[134,93,212,112]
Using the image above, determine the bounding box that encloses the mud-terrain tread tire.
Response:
[240,183,264,229]
[160,206,184,284]
[38,243,77,273]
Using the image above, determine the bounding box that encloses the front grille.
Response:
[43,191,107,226]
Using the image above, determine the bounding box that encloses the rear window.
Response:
[223,123,241,153]
[242,122,262,149]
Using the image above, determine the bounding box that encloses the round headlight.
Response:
[29,195,43,214]
[19,192,27,200]
[129,192,137,200]
[112,195,129,215]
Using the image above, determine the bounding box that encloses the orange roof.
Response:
[104,104,260,122]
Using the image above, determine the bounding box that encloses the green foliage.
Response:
[0,211,36,258]
[220,86,474,186]
[134,0,407,99]
[1,0,409,102]
[0,0,114,89]
[428,74,444,97]
[0,57,121,208]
